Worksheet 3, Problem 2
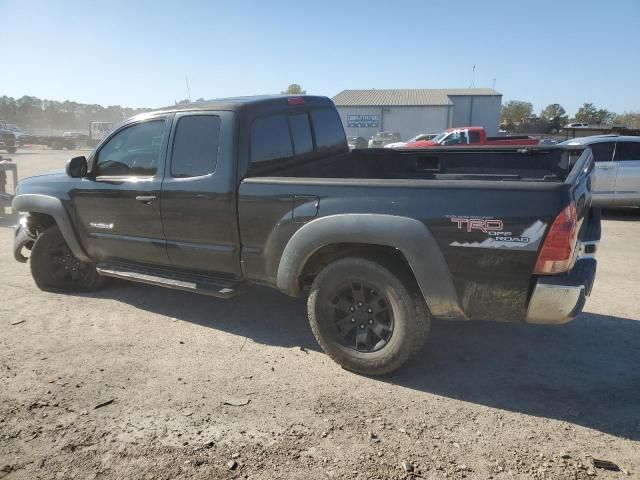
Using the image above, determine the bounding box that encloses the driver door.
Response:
[70,116,172,265]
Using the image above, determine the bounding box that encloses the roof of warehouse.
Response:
[332,88,502,106]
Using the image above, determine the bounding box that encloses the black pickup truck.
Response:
[12,95,600,374]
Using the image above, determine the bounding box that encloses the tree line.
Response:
[0,95,153,132]
[501,100,640,129]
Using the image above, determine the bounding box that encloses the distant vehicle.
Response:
[384,133,438,149]
[566,122,589,128]
[0,129,18,154]
[63,131,90,141]
[560,135,640,207]
[539,138,558,145]
[368,131,401,148]
[347,136,367,150]
[508,116,564,135]
[405,127,540,148]
[0,122,28,150]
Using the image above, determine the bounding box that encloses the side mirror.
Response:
[66,156,88,178]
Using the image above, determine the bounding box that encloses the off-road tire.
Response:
[30,225,104,292]
[308,257,430,375]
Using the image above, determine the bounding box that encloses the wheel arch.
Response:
[13,194,90,262]
[276,214,466,319]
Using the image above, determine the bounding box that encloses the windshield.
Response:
[429,132,448,144]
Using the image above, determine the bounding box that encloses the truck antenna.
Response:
[185,76,192,102]
[469,65,476,88]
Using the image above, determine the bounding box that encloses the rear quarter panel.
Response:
[238,179,572,322]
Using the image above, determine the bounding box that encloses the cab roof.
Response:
[141,95,335,117]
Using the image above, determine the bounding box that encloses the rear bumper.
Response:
[526,257,596,324]
[526,208,600,325]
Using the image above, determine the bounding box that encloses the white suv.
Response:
[561,135,640,207]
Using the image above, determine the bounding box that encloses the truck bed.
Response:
[247,146,584,183]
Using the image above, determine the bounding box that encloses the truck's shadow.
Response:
[601,207,640,222]
[84,281,640,440]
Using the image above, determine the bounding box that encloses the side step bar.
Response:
[96,262,246,299]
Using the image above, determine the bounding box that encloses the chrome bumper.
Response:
[526,245,597,325]
[526,282,585,325]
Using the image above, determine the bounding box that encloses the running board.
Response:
[96,262,245,299]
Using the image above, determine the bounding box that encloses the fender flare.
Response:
[276,214,465,319]
[12,194,91,262]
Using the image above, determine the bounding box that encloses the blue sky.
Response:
[1,0,638,116]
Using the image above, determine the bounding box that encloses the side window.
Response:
[443,130,466,145]
[171,115,221,177]
[288,113,313,155]
[469,131,481,143]
[589,142,615,162]
[97,120,165,176]
[251,114,293,164]
[310,109,345,150]
[614,142,640,162]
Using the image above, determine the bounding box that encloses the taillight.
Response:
[534,202,578,275]
[287,97,305,105]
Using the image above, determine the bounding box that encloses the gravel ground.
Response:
[1,149,639,479]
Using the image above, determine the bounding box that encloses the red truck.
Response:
[405,127,539,148]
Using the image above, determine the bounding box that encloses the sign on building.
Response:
[347,114,380,128]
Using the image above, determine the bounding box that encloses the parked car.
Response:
[63,131,90,141]
[405,127,539,148]
[566,122,589,128]
[384,133,438,149]
[507,116,564,135]
[368,131,401,148]
[347,136,367,150]
[560,135,640,207]
[13,95,599,375]
[0,129,18,154]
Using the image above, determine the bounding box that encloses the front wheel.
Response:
[30,225,104,292]
[307,257,430,375]
[6,147,17,154]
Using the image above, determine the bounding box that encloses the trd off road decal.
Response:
[447,215,546,250]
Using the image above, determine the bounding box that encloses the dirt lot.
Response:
[1,149,639,479]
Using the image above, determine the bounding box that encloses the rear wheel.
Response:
[6,147,17,154]
[307,257,430,375]
[30,225,104,292]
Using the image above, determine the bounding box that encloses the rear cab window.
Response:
[250,114,293,165]
[249,107,346,173]
[310,109,346,151]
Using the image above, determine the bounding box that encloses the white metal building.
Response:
[332,88,502,141]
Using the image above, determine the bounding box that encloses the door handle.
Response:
[596,164,614,170]
[135,195,157,205]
